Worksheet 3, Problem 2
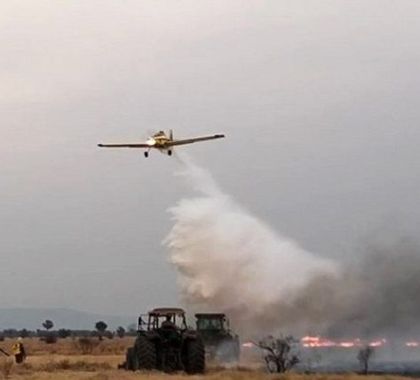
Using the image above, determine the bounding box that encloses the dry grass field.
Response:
[0,338,412,380]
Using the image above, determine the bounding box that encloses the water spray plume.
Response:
[165,154,337,335]
[166,155,420,340]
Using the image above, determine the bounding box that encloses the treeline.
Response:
[0,320,137,342]
[0,328,136,339]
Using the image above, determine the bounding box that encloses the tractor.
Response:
[195,313,240,362]
[123,307,205,374]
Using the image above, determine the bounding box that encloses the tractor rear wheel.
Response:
[184,339,205,374]
[125,347,138,371]
[135,336,157,370]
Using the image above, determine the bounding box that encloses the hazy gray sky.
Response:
[1,0,420,316]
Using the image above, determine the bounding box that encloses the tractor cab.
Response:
[195,313,240,362]
[138,308,187,331]
[195,313,230,336]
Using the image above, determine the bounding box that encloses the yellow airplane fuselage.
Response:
[151,133,172,148]
[154,137,169,147]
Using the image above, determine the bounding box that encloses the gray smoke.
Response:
[291,239,420,339]
[165,157,420,339]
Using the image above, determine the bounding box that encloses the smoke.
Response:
[164,155,337,335]
[165,156,420,339]
[294,239,420,339]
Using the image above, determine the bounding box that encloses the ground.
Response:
[0,338,411,379]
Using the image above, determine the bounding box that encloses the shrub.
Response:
[57,329,72,339]
[74,338,99,355]
[41,334,57,344]
[18,329,29,338]
[116,326,125,338]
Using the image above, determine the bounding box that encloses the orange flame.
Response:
[301,336,388,348]
[241,337,420,349]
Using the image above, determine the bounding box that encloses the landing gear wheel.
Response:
[168,150,172,156]
[144,151,149,158]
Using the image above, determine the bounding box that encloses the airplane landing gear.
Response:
[168,150,172,156]
[144,151,149,158]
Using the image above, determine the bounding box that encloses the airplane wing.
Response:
[98,143,150,148]
[168,134,225,147]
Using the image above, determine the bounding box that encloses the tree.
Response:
[257,336,300,373]
[18,329,30,339]
[116,326,125,338]
[42,320,54,331]
[358,345,374,375]
[41,319,57,343]
[57,329,72,339]
[95,321,108,340]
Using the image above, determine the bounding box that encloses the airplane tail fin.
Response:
[169,129,173,140]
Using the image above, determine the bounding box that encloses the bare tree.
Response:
[256,336,300,373]
[357,345,374,375]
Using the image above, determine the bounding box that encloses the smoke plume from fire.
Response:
[165,156,420,339]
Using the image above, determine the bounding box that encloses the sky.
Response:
[1,0,420,316]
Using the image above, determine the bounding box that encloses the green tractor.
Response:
[124,308,205,374]
[195,313,240,362]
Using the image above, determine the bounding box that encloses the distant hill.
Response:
[0,308,135,330]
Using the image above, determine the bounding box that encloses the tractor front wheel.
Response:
[125,347,138,371]
[134,336,157,370]
[184,339,205,374]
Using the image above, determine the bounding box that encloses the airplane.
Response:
[98,130,225,157]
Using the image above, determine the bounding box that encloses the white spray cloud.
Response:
[165,154,338,335]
